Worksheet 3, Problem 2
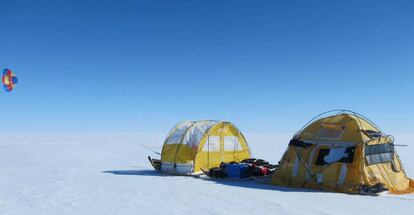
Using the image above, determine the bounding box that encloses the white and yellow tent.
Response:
[160,120,251,175]
[271,110,414,194]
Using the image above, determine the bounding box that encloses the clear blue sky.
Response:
[1,0,414,134]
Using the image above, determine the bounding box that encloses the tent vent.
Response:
[289,139,312,148]
[363,130,383,139]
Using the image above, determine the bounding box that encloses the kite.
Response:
[2,68,18,92]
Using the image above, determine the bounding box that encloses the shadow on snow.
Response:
[102,169,169,177]
[102,169,323,193]
[199,177,323,193]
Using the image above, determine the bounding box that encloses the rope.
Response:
[137,144,161,156]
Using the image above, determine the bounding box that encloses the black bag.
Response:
[241,158,257,164]
[208,167,227,178]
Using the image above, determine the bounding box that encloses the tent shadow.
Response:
[103,169,326,193]
[102,169,170,177]
[200,177,325,193]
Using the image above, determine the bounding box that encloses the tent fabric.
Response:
[165,121,194,145]
[160,120,251,174]
[182,120,218,149]
[270,112,414,194]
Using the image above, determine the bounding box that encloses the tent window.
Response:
[315,147,355,165]
[365,144,394,165]
[202,136,220,152]
[317,124,345,139]
[223,136,243,151]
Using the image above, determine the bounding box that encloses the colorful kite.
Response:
[2,68,18,92]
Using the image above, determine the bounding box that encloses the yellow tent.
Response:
[160,120,251,175]
[271,110,414,194]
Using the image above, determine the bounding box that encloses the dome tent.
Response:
[271,110,414,194]
[160,120,251,175]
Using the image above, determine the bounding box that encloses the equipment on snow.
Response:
[148,156,161,171]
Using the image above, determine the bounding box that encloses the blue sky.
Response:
[1,0,414,134]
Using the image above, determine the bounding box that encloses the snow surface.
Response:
[0,133,413,215]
